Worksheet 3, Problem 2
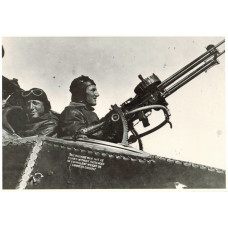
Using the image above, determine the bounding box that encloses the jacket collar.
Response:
[69,102,95,111]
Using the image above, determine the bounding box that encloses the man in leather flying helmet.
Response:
[18,88,58,137]
[59,75,103,139]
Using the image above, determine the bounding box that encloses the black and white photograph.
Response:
[2,37,225,189]
[1,1,228,228]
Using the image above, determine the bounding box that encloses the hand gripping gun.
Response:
[77,40,225,149]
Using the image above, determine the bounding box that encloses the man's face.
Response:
[26,100,45,119]
[85,85,99,106]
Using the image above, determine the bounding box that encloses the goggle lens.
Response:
[22,89,43,97]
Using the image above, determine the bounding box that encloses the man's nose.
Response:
[95,91,99,97]
[29,102,35,109]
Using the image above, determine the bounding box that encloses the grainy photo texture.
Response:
[2,37,226,189]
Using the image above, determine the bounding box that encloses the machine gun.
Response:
[77,39,225,149]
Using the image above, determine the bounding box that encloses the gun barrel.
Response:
[162,59,218,98]
[158,39,225,90]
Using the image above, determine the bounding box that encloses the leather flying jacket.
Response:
[59,102,103,139]
[18,111,59,137]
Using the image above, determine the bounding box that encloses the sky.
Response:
[2,37,225,169]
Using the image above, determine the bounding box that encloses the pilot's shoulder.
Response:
[60,103,85,117]
[46,111,59,123]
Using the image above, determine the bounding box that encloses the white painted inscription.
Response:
[67,153,105,171]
